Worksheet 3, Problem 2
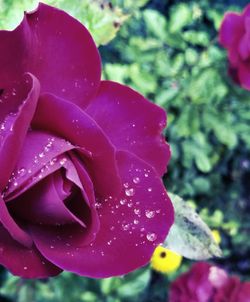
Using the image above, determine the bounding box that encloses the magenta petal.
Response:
[30,150,173,277]
[4,131,74,200]
[0,74,40,191]
[32,93,121,197]
[9,171,86,227]
[0,195,32,247]
[238,62,250,90]
[238,34,250,60]
[243,4,250,18]
[86,81,170,176]
[0,3,101,107]
[219,12,244,48]
[0,226,61,278]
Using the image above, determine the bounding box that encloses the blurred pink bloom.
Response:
[219,4,250,90]
[169,262,250,302]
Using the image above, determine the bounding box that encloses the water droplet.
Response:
[95,202,102,209]
[23,266,28,270]
[125,188,135,197]
[133,177,140,184]
[145,210,155,219]
[59,158,67,165]
[39,152,45,158]
[133,219,139,225]
[134,208,141,216]
[123,182,129,188]
[144,173,149,177]
[17,168,26,176]
[50,245,54,249]
[146,232,157,242]
[120,199,127,205]
[122,224,130,231]
[147,187,152,192]
[127,202,133,208]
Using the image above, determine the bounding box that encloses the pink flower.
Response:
[219,4,250,90]
[0,3,173,278]
[169,262,250,302]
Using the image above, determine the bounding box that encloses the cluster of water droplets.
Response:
[91,167,164,258]
[3,137,71,198]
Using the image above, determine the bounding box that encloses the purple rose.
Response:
[0,3,173,278]
[169,262,250,302]
[219,4,250,90]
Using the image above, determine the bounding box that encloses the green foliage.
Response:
[0,0,128,45]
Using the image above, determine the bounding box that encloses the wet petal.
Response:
[86,81,170,176]
[4,131,74,200]
[0,74,40,190]
[32,93,121,197]
[30,151,173,277]
[0,226,61,278]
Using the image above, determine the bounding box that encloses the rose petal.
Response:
[219,12,244,48]
[30,150,173,277]
[238,61,250,90]
[0,3,101,107]
[238,33,250,60]
[86,81,170,176]
[0,195,32,247]
[243,4,250,19]
[4,131,74,200]
[0,226,61,278]
[0,74,40,190]
[8,171,86,227]
[32,93,121,197]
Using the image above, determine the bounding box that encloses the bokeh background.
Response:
[0,0,250,301]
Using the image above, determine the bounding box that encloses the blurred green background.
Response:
[0,0,250,301]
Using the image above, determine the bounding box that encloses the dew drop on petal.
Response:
[145,210,155,219]
[133,177,140,184]
[120,199,127,205]
[146,232,157,242]
[134,208,141,216]
[125,188,135,196]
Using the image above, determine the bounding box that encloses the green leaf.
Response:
[169,3,192,33]
[165,193,222,260]
[213,122,238,149]
[194,151,212,173]
[143,9,167,41]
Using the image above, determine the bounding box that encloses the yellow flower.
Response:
[150,246,182,274]
[212,229,221,245]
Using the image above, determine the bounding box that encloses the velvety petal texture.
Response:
[219,4,250,90]
[0,3,173,278]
